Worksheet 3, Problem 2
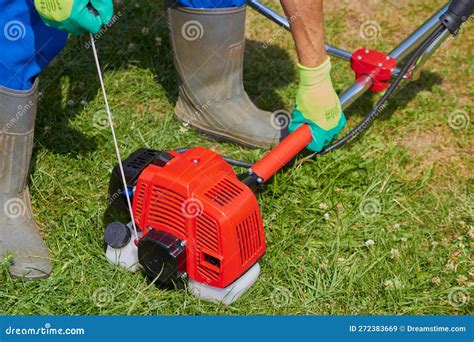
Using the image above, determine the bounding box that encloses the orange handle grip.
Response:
[251,124,312,181]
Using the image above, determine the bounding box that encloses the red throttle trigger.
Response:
[351,49,397,92]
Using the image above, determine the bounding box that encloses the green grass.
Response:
[1,0,472,315]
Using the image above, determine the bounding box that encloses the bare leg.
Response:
[279,0,346,153]
[280,0,327,68]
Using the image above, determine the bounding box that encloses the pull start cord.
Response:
[89,34,139,242]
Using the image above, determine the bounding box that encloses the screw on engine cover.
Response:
[378,63,383,67]
[192,158,199,164]
[357,55,363,60]
[365,49,369,53]
[180,240,187,247]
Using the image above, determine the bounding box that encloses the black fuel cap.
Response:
[104,221,132,249]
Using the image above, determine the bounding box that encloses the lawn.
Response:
[1,0,472,315]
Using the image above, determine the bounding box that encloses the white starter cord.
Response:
[89,34,139,242]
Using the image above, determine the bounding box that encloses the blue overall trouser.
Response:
[0,0,247,91]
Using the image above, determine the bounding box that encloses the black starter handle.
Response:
[440,0,474,34]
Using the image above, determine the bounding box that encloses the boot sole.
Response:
[9,266,51,280]
[174,112,278,150]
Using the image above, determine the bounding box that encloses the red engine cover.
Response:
[132,147,266,288]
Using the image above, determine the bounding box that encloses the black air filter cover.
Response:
[108,148,162,212]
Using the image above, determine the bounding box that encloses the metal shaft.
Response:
[389,4,449,61]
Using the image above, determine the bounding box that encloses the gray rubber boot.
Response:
[167,4,286,149]
[0,80,51,280]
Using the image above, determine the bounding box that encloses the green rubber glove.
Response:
[34,0,114,35]
[289,57,347,153]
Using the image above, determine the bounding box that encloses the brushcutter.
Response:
[98,1,473,304]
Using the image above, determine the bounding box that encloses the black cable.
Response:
[222,157,253,169]
[176,24,446,170]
